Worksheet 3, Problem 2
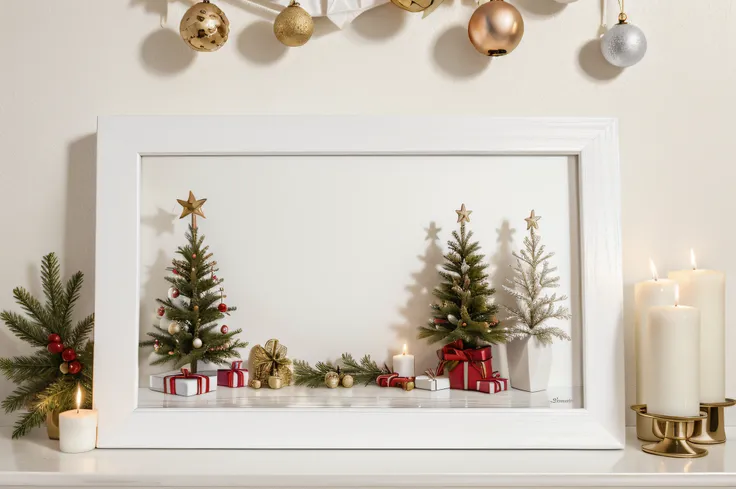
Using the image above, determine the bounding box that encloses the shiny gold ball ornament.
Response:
[180,0,230,53]
[325,371,340,389]
[274,1,314,47]
[341,374,354,388]
[167,322,181,335]
[390,0,433,13]
[250,379,262,389]
[268,375,284,389]
[468,0,524,57]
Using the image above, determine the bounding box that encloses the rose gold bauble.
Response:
[468,0,524,57]
[180,0,230,52]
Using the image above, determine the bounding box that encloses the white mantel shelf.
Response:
[3,428,736,488]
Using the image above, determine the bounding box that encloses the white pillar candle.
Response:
[668,250,726,403]
[59,387,97,453]
[392,344,415,378]
[646,304,700,417]
[634,260,676,405]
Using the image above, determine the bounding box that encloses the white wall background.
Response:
[1,0,735,427]
[138,155,580,388]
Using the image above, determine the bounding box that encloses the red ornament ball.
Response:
[61,348,77,362]
[157,306,165,317]
[48,333,62,344]
[212,275,218,281]
[47,342,64,354]
[192,253,197,258]
[171,288,180,299]
[153,340,161,352]
[67,360,82,375]
[218,303,228,313]
[172,269,179,275]
[220,325,229,334]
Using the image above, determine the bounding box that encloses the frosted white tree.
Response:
[503,210,571,346]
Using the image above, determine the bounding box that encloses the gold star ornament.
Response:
[525,209,541,230]
[177,191,207,228]
[456,203,472,224]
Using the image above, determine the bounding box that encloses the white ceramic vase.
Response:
[506,335,552,392]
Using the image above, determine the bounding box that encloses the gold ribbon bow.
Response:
[252,339,292,385]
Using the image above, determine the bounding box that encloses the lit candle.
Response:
[59,386,97,453]
[668,250,726,403]
[646,288,700,417]
[392,344,415,378]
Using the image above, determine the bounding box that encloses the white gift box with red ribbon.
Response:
[414,375,450,391]
[149,369,217,397]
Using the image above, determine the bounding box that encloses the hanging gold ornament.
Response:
[468,0,524,57]
[273,1,314,47]
[390,0,434,13]
[180,1,230,53]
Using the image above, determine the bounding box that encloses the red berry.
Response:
[220,325,229,334]
[61,348,77,362]
[218,303,227,313]
[192,253,197,258]
[48,333,62,344]
[172,269,179,275]
[47,342,64,354]
[67,360,82,375]
[212,275,218,281]
[171,288,180,299]
[157,306,165,317]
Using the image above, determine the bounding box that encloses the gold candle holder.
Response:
[631,405,708,458]
[632,404,659,442]
[689,398,736,445]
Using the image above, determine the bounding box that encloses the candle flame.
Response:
[75,385,82,413]
[649,259,658,281]
[402,344,408,355]
[690,249,697,270]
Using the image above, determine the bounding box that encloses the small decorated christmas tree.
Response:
[418,204,508,349]
[503,210,571,345]
[140,191,247,374]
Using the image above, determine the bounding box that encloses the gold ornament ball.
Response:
[325,371,340,389]
[180,1,230,53]
[168,322,181,335]
[390,0,433,13]
[468,0,524,57]
[274,2,314,47]
[250,379,262,389]
[403,381,415,391]
[341,374,354,388]
[59,362,69,375]
[268,375,284,389]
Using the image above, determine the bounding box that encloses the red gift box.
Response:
[376,373,414,389]
[477,376,508,394]
[217,360,248,388]
[436,340,494,391]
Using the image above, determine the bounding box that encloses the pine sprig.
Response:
[340,353,391,386]
[293,359,338,388]
[294,353,392,388]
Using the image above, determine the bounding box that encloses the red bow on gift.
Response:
[227,360,246,387]
[163,368,210,395]
[435,340,490,378]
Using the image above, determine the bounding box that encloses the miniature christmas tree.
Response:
[503,210,571,345]
[140,191,247,373]
[418,204,508,349]
[0,253,94,438]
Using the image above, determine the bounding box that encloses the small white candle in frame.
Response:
[392,344,415,378]
[59,385,98,453]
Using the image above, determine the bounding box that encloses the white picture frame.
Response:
[94,116,623,449]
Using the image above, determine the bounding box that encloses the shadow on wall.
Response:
[391,222,444,375]
[577,38,623,82]
[140,28,196,76]
[514,0,565,18]
[433,26,490,79]
[238,21,288,65]
[349,3,407,41]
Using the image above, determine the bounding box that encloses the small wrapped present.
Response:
[476,376,508,394]
[376,373,414,389]
[201,360,249,388]
[415,368,450,391]
[150,368,217,397]
[436,339,494,391]
[252,339,292,386]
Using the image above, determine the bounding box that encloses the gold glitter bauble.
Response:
[468,0,524,57]
[250,379,262,389]
[390,0,433,13]
[403,381,415,391]
[325,371,340,389]
[341,374,354,388]
[274,1,314,47]
[168,322,181,335]
[180,1,230,53]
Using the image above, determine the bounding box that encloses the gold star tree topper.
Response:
[524,209,541,230]
[456,203,472,224]
[177,191,207,228]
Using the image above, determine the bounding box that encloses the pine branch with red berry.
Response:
[0,253,94,438]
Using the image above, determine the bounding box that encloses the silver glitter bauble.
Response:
[600,18,647,68]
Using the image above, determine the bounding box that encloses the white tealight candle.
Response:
[392,344,415,378]
[59,386,97,453]
[668,250,726,403]
[646,296,700,417]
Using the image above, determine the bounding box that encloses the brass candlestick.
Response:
[689,398,736,445]
[631,405,708,458]
[633,404,659,442]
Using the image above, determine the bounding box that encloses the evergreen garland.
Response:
[294,353,391,387]
[0,253,94,439]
